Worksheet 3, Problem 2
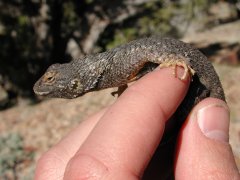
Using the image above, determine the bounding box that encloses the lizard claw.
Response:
[111,84,128,97]
[111,91,119,97]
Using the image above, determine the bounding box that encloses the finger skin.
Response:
[63,67,190,179]
[175,98,240,180]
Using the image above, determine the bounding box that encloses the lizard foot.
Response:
[111,84,128,97]
[159,60,195,80]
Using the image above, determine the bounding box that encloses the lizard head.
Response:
[33,63,85,99]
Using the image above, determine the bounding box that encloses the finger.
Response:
[175,98,240,179]
[35,108,108,180]
[64,67,190,179]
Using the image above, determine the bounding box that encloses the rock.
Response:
[182,21,240,65]
[209,1,238,23]
[182,20,240,48]
[208,44,240,65]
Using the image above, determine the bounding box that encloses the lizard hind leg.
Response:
[159,59,195,81]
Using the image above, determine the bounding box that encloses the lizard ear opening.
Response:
[69,78,83,93]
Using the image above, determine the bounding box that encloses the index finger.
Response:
[64,67,190,179]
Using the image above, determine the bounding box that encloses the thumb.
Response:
[175,98,240,179]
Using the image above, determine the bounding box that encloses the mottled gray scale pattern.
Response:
[33,36,225,106]
[71,36,224,101]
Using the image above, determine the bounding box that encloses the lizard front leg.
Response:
[111,62,150,97]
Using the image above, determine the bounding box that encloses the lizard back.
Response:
[81,37,225,102]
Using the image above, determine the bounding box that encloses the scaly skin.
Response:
[33,36,225,123]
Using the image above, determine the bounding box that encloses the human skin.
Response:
[34,67,240,180]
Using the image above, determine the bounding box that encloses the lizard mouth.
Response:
[34,90,50,96]
[33,82,51,96]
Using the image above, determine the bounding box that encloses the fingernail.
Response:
[197,104,230,142]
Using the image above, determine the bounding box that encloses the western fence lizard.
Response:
[33,36,225,122]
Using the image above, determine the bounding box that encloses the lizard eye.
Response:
[46,76,54,82]
[43,71,57,84]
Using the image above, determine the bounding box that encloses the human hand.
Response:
[35,67,239,180]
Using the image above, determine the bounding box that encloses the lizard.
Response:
[33,36,225,124]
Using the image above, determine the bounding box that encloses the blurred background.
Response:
[0,0,240,179]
